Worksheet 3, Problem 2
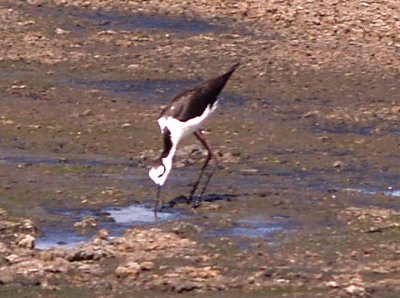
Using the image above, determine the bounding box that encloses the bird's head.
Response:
[148,159,171,186]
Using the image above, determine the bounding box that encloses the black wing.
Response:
[160,128,173,159]
[160,63,239,122]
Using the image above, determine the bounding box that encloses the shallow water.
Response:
[24,4,222,34]
[36,204,178,249]
[85,10,222,33]
[354,187,400,198]
[0,153,134,167]
[105,204,175,224]
[210,219,285,239]
[6,147,398,250]
[36,203,288,249]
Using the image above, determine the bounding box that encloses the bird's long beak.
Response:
[154,185,162,218]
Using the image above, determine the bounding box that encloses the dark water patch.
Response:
[85,11,222,33]
[71,78,198,105]
[372,173,400,188]
[36,227,90,249]
[211,219,285,239]
[0,69,34,79]
[70,79,248,106]
[389,127,400,135]
[351,187,400,198]
[254,161,400,204]
[24,4,222,35]
[312,122,375,136]
[204,217,288,250]
[312,121,400,136]
[0,154,135,168]
[36,204,178,249]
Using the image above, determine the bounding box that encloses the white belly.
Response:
[158,102,218,145]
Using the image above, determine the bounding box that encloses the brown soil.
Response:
[0,1,399,297]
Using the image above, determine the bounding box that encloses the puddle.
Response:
[312,122,400,136]
[0,152,134,167]
[387,189,400,197]
[104,205,174,224]
[35,228,90,249]
[70,78,248,106]
[212,219,285,239]
[36,197,284,250]
[312,123,375,136]
[35,205,178,250]
[347,187,400,198]
[84,11,221,33]
[206,218,287,250]
[25,5,222,34]
[71,78,197,105]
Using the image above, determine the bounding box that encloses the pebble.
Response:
[97,229,109,240]
[326,280,339,288]
[74,216,97,229]
[115,261,141,278]
[55,28,70,35]
[332,161,343,168]
[140,261,155,271]
[16,233,35,249]
[344,284,366,295]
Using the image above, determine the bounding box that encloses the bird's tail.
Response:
[220,62,240,82]
[228,62,240,74]
[205,62,240,96]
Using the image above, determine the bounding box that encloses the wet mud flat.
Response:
[1,0,400,297]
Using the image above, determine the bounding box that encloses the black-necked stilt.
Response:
[149,63,239,214]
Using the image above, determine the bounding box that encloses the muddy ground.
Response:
[0,1,399,297]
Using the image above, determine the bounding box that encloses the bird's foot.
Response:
[153,207,159,219]
[192,196,202,208]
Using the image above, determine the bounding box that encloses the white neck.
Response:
[158,143,176,186]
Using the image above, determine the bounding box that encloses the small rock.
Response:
[326,280,339,288]
[81,109,92,116]
[97,229,109,240]
[345,284,365,295]
[19,219,37,235]
[26,0,46,5]
[16,233,35,249]
[5,254,22,264]
[332,161,343,168]
[55,28,70,35]
[174,281,201,293]
[239,168,259,175]
[303,110,319,118]
[115,261,141,278]
[140,261,155,271]
[78,263,103,276]
[67,247,113,262]
[172,222,201,236]
[44,258,71,273]
[74,216,97,230]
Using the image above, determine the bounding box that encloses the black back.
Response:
[160,63,239,122]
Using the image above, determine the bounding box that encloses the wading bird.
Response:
[149,63,239,215]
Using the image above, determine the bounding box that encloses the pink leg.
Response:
[189,130,220,207]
